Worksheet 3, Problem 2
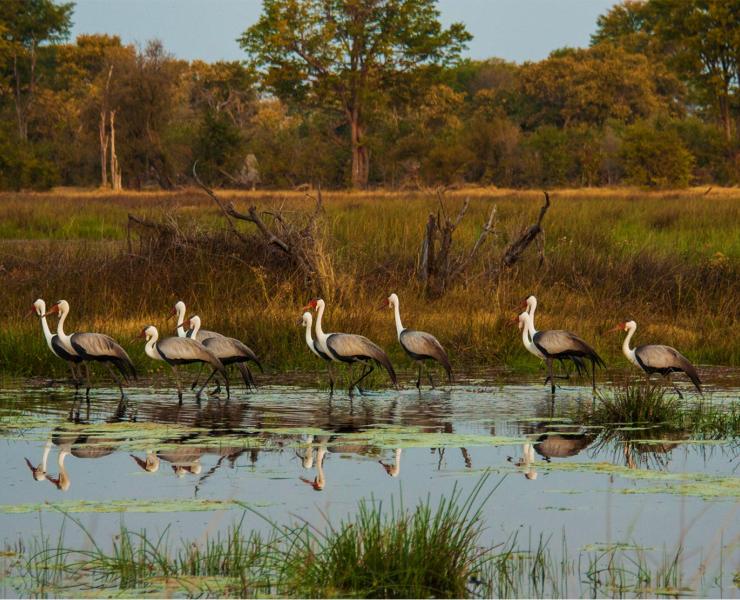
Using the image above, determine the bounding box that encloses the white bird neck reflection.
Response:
[380,448,402,477]
[25,439,52,481]
[47,446,71,491]
[511,443,537,481]
[300,437,327,491]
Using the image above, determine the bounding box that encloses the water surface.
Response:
[1,374,738,596]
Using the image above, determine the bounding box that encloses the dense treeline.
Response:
[0,0,738,191]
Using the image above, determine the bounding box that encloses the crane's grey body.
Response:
[202,335,263,391]
[155,336,223,369]
[70,333,136,379]
[186,328,223,343]
[326,332,398,392]
[634,344,701,394]
[532,329,604,394]
[143,326,228,404]
[399,329,452,388]
[385,293,451,390]
[618,320,701,398]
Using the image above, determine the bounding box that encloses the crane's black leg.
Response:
[416,363,422,390]
[327,363,335,396]
[426,366,435,390]
[591,358,597,392]
[347,364,356,397]
[352,364,371,395]
[666,374,683,399]
[354,363,374,390]
[196,369,220,399]
[171,365,183,404]
[68,363,80,392]
[105,363,126,399]
[547,359,555,395]
[190,364,205,391]
[83,362,92,403]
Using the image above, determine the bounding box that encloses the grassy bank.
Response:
[0,187,738,379]
[2,475,733,598]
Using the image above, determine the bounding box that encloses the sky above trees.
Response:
[69,0,616,64]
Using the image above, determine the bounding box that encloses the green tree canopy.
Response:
[239,0,470,188]
[0,0,73,140]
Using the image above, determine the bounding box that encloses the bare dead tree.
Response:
[498,191,550,270]
[192,163,333,295]
[419,190,497,297]
[418,190,551,297]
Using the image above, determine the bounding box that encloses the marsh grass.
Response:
[592,382,680,425]
[4,475,730,598]
[1,188,738,379]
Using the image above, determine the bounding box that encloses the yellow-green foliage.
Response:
[1,187,737,377]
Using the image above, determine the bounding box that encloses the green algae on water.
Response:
[0,497,267,514]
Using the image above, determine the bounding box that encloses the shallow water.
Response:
[1,374,738,597]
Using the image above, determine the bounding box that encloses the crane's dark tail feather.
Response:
[374,352,397,388]
[113,358,137,382]
[686,367,702,395]
[569,356,586,377]
[591,351,606,369]
[236,362,254,390]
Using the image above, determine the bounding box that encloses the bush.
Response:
[621,120,694,187]
[0,132,60,191]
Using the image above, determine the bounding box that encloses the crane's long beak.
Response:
[295,316,304,325]
[377,300,389,310]
[42,304,59,317]
[27,307,37,318]
[510,315,520,324]
[301,304,312,311]
[608,324,624,333]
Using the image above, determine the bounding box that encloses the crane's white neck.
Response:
[520,313,536,354]
[144,328,162,361]
[176,303,186,337]
[189,317,201,339]
[303,314,319,357]
[56,304,75,353]
[392,300,404,338]
[622,323,638,365]
[526,298,537,337]
[39,314,54,352]
[314,300,329,349]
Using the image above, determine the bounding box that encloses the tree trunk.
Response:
[719,94,732,144]
[349,112,369,189]
[99,110,109,188]
[99,66,113,188]
[12,53,27,141]
[110,110,122,191]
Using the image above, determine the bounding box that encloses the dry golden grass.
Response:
[1,187,737,379]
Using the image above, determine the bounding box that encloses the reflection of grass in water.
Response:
[4,475,731,598]
[581,383,739,469]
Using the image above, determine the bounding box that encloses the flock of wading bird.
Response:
[30,293,703,403]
